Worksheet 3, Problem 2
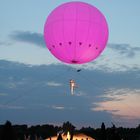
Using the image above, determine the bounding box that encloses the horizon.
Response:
[0,119,140,129]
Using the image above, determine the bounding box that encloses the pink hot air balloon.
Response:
[44,1,109,64]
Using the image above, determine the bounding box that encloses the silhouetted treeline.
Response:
[0,121,140,140]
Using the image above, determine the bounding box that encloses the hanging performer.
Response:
[70,79,77,95]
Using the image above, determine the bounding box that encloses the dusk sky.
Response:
[0,0,140,128]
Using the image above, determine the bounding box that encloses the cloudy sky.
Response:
[0,0,140,128]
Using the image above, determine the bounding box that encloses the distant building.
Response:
[45,132,95,140]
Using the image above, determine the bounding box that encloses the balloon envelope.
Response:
[44,1,109,64]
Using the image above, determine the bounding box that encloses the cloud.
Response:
[0,93,8,96]
[52,105,65,110]
[10,31,45,47]
[0,41,12,46]
[108,43,140,58]
[9,31,140,59]
[46,81,63,87]
[1,31,140,72]
[0,104,25,110]
[50,105,75,111]
[0,60,140,127]
[67,44,140,72]
[8,83,17,89]
[92,88,140,120]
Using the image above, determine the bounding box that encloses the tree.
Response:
[100,122,107,140]
[62,121,75,133]
[0,121,17,140]
[110,123,121,140]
